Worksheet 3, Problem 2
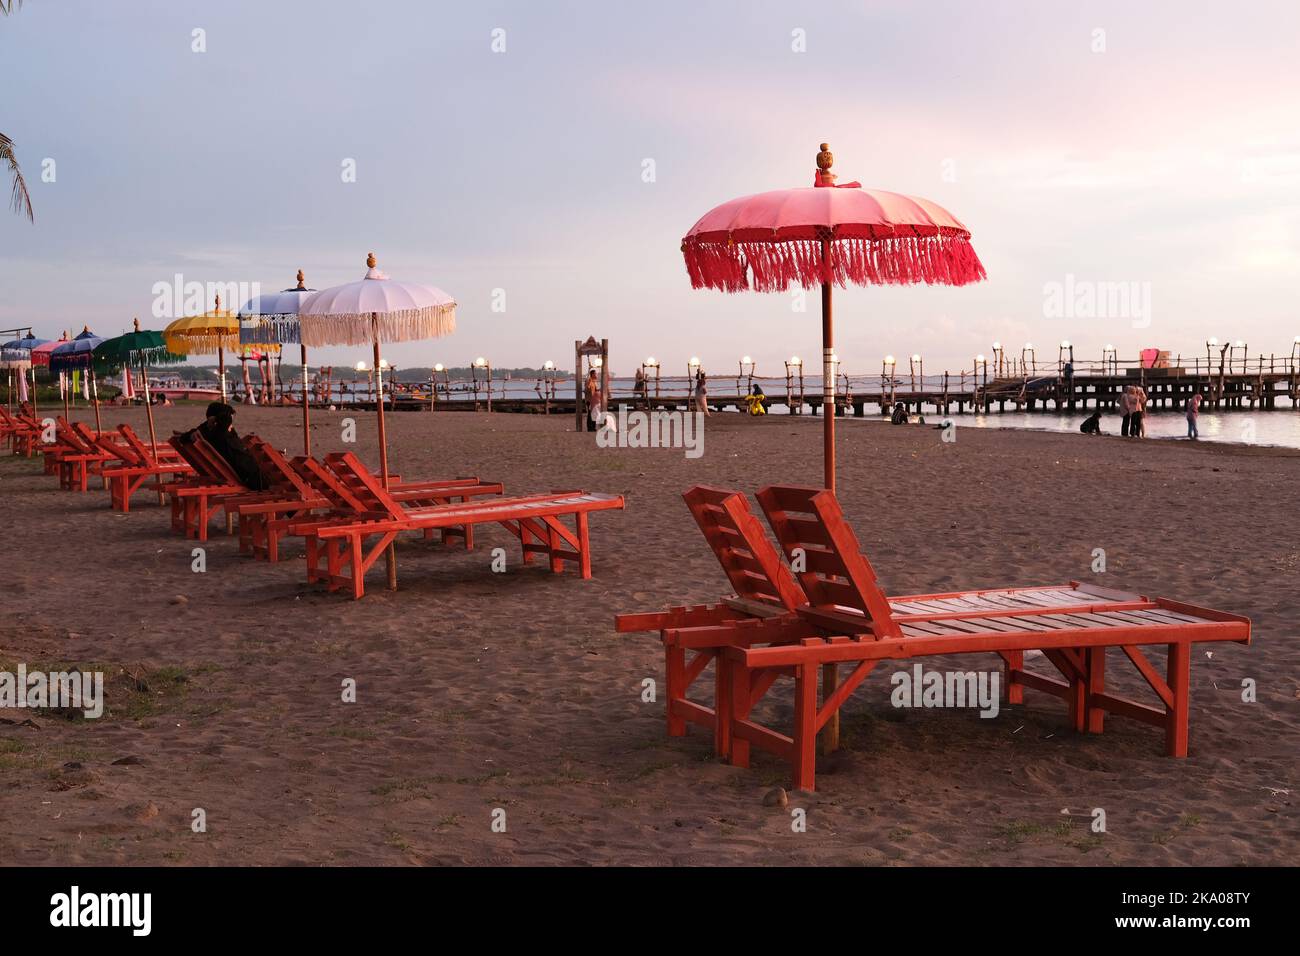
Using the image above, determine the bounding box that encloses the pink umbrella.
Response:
[683,143,986,491]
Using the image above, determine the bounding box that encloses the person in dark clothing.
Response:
[1079,409,1102,435]
[890,402,909,425]
[184,402,267,490]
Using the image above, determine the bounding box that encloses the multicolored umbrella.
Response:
[49,325,107,429]
[1,333,46,413]
[682,143,986,492]
[241,269,317,454]
[95,318,187,455]
[300,252,457,589]
[163,295,238,400]
[30,331,70,368]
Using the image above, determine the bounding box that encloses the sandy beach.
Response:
[0,406,1295,866]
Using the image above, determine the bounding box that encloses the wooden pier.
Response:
[327,358,1300,418]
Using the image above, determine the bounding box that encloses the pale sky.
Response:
[2,0,1298,375]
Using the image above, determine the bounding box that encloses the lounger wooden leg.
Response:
[547,521,563,574]
[267,525,279,563]
[326,538,343,591]
[821,662,840,754]
[729,662,751,768]
[350,534,365,599]
[1085,646,1106,734]
[305,534,320,583]
[225,511,234,536]
[576,512,592,579]
[713,651,731,757]
[197,498,209,542]
[1002,650,1025,704]
[792,663,818,791]
[665,644,688,737]
[1165,641,1190,757]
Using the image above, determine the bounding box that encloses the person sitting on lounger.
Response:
[179,401,267,490]
[1080,409,1102,435]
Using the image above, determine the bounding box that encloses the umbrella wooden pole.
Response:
[372,317,397,591]
[63,373,70,420]
[218,347,227,401]
[90,370,102,433]
[30,365,37,415]
[819,237,840,757]
[301,344,311,456]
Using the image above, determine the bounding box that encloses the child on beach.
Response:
[1080,409,1102,435]
[1187,391,1202,439]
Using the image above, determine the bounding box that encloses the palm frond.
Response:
[0,132,34,222]
[0,1,25,17]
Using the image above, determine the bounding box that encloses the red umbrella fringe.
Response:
[683,234,986,292]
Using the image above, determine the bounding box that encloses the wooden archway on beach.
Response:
[574,336,608,431]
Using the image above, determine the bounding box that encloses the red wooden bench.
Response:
[234,451,504,562]
[95,425,193,512]
[618,485,1251,791]
[288,452,624,599]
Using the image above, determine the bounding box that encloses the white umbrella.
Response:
[299,252,457,590]
[241,270,317,454]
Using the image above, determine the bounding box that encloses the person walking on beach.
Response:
[693,370,711,417]
[1119,386,1134,437]
[1187,390,1202,439]
[1132,385,1148,438]
[584,368,600,432]
[634,366,648,409]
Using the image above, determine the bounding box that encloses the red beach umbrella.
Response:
[682,143,986,491]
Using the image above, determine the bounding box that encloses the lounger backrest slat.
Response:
[291,456,373,515]
[322,452,406,520]
[171,432,242,485]
[757,485,900,638]
[244,436,309,497]
[683,486,806,612]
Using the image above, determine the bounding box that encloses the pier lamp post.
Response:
[974,354,987,388]
[688,355,701,393]
[432,362,450,409]
[1058,339,1074,371]
[1102,344,1117,375]
[642,357,660,398]
[1206,337,1218,374]
[785,355,804,414]
[377,358,391,410]
[1231,340,1247,374]
[1022,343,1036,376]
[883,355,897,409]
[909,353,922,393]
[991,342,1004,377]
[354,360,371,405]
[739,354,756,397]
[1291,336,1300,373]
[473,356,492,412]
[829,353,841,415]
[540,360,557,413]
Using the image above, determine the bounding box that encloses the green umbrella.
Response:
[94,318,186,455]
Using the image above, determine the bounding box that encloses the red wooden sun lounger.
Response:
[234,453,505,562]
[42,419,115,490]
[164,433,261,540]
[287,452,623,599]
[2,408,46,457]
[618,485,1251,791]
[95,425,193,512]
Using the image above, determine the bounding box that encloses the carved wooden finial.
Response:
[367,252,377,269]
[82,324,90,333]
[133,317,141,332]
[295,269,306,290]
[814,143,837,186]
[214,292,222,310]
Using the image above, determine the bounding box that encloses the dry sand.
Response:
[0,404,1295,865]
